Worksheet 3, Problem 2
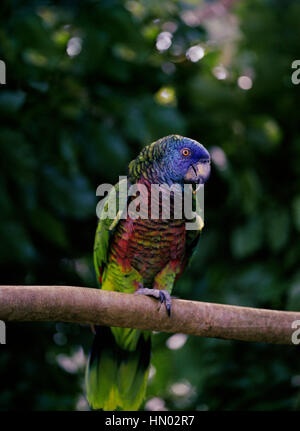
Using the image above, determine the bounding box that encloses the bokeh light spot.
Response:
[145,397,168,411]
[156,32,173,52]
[67,37,82,57]
[186,45,204,62]
[237,75,252,90]
[161,62,176,75]
[166,333,188,350]
[213,65,228,80]
[155,86,176,106]
[210,146,228,170]
[170,381,192,396]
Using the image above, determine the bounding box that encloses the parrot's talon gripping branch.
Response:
[159,290,172,317]
[134,287,172,317]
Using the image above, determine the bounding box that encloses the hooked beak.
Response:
[184,158,211,184]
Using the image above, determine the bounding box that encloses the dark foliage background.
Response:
[0,0,299,410]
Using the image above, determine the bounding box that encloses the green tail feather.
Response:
[85,326,151,411]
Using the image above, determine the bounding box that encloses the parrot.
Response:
[85,134,211,411]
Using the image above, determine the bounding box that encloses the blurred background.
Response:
[0,0,300,411]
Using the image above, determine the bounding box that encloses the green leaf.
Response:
[292,196,300,231]
[231,218,263,258]
[265,208,290,252]
[30,209,68,249]
[0,91,26,112]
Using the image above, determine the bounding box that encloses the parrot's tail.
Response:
[85,325,151,411]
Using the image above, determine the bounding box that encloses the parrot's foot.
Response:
[134,286,172,317]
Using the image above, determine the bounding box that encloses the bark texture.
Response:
[0,285,299,345]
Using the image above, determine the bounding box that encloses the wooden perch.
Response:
[0,285,299,345]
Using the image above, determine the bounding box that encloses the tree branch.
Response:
[0,285,299,345]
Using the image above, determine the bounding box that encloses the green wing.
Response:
[93,178,130,286]
[88,179,150,412]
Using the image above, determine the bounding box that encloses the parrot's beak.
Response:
[184,158,211,184]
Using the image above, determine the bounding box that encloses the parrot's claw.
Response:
[134,287,172,317]
[158,290,172,316]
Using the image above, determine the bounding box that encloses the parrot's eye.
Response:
[181,148,191,157]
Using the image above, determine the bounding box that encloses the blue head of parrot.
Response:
[156,135,211,185]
